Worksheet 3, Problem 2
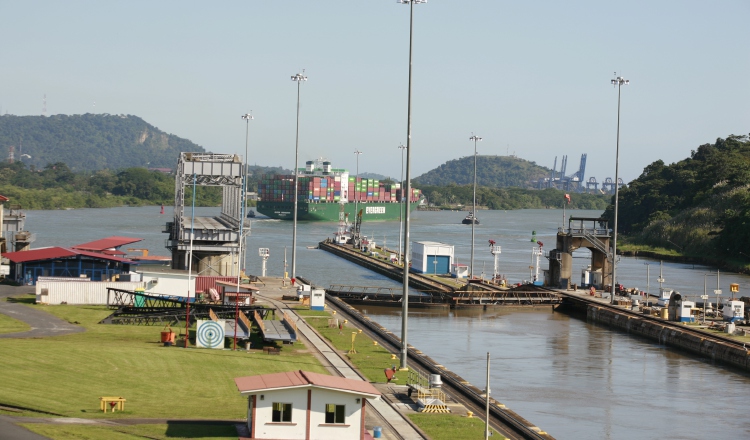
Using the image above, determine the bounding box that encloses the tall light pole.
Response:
[398,0,426,371]
[290,71,307,281]
[398,143,406,265]
[610,73,628,304]
[234,113,252,351]
[354,150,363,220]
[240,113,253,269]
[469,134,482,279]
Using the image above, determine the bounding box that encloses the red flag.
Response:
[565,194,571,204]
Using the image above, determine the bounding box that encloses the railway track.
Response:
[325,295,554,440]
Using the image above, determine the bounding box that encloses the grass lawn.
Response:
[408,413,504,440]
[0,293,326,420]
[21,423,237,440]
[304,314,399,384]
[0,312,31,334]
[294,308,330,317]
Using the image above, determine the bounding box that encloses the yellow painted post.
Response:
[349,332,358,354]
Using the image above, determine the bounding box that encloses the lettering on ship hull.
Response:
[365,206,386,214]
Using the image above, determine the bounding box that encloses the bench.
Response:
[100,396,126,412]
[263,346,280,355]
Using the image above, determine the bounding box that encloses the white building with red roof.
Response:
[235,370,381,440]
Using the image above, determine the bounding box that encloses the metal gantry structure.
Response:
[165,152,249,276]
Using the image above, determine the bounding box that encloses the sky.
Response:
[1,1,748,184]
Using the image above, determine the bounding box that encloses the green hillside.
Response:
[414,155,550,188]
[603,134,750,265]
[0,113,205,171]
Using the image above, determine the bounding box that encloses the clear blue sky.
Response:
[1,1,747,183]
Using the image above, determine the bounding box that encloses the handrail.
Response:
[282,311,297,334]
[239,311,252,332]
[253,310,265,332]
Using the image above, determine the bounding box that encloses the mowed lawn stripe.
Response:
[0,298,326,419]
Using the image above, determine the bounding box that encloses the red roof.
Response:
[3,247,134,264]
[73,249,134,264]
[235,370,380,397]
[2,247,78,263]
[0,195,9,202]
[72,236,143,251]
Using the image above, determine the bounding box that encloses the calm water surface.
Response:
[25,207,750,440]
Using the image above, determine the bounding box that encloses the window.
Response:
[325,404,346,424]
[272,403,292,422]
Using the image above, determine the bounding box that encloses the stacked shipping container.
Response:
[258,174,421,203]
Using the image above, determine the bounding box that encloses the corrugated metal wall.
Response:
[195,276,239,294]
[36,281,145,305]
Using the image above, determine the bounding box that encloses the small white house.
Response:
[310,288,326,311]
[722,300,745,323]
[412,241,454,275]
[235,370,380,440]
[667,292,695,323]
[450,263,468,279]
[139,268,196,298]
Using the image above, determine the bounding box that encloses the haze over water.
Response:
[26,207,750,439]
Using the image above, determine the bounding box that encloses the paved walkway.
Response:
[0,285,84,339]
[0,415,51,440]
[256,293,427,440]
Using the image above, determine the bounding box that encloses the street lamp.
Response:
[354,150,363,219]
[398,0,426,371]
[398,143,407,265]
[469,133,482,279]
[610,73,628,304]
[290,71,307,281]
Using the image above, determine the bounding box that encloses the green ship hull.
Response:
[256,201,419,222]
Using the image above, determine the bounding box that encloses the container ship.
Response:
[256,160,421,222]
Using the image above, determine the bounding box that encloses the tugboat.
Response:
[246,209,256,218]
[462,212,479,225]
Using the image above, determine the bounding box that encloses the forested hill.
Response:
[0,113,205,171]
[414,155,550,188]
[603,134,750,260]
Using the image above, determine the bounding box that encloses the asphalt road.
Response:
[0,285,84,339]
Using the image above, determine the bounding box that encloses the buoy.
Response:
[531,230,537,242]
[160,205,164,215]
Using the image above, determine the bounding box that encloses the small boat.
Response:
[462,212,479,225]
[247,209,256,218]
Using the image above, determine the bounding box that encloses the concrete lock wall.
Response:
[587,305,750,371]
